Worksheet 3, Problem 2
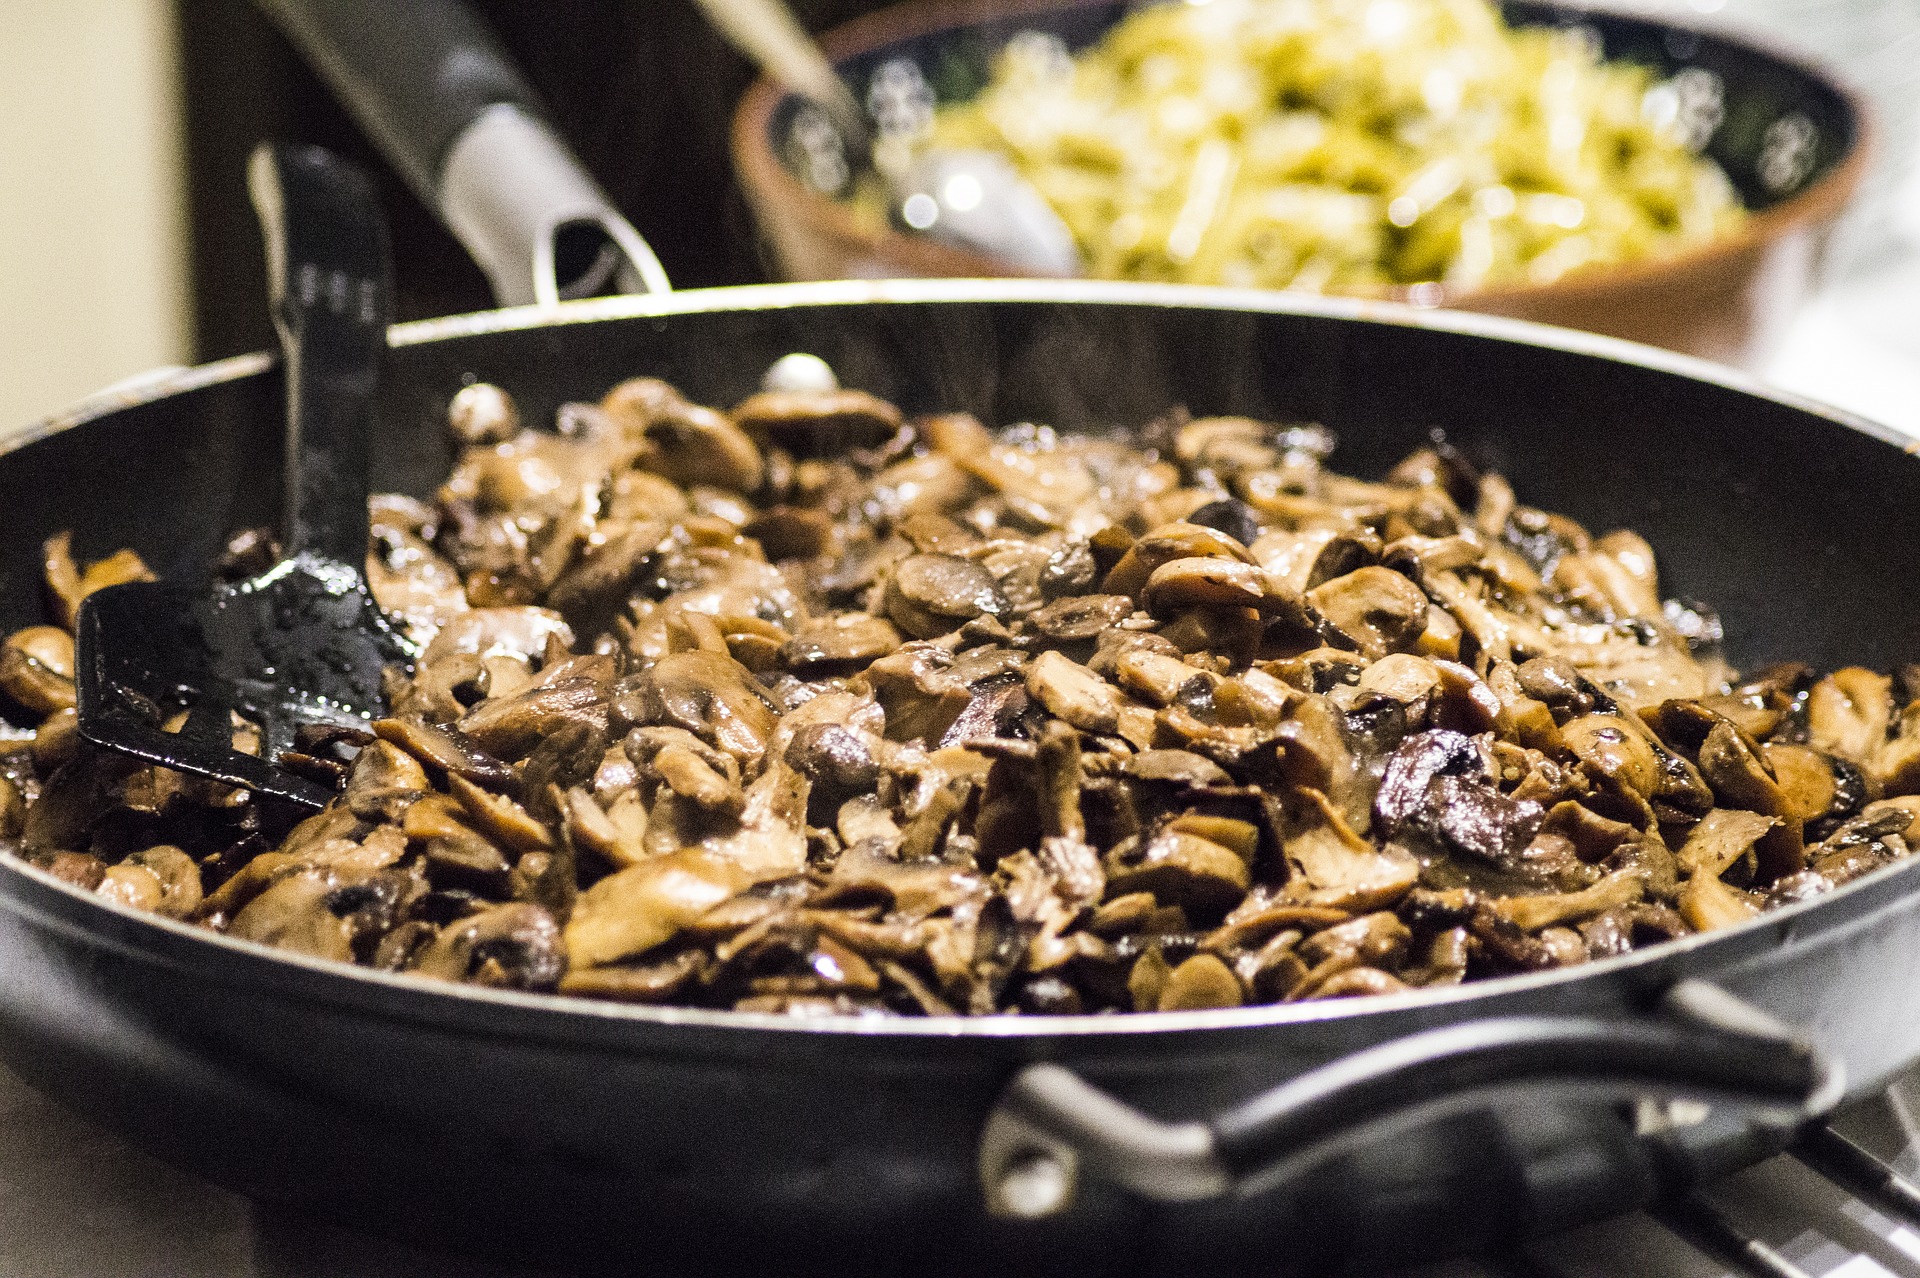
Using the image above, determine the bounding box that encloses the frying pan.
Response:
[2,1,1919,1273]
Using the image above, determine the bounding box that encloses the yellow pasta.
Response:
[912,0,1744,291]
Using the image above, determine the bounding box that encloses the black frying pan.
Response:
[1,2,1918,1274]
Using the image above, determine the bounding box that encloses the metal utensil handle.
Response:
[690,0,869,147]
[979,979,1845,1218]
[253,0,668,305]
[246,144,390,570]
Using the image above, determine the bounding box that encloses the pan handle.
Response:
[254,0,670,305]
[977,979,1845,1218]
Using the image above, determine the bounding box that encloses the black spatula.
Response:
[73,144,415,811]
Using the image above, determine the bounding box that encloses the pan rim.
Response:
[4,278,1917,1043]
[16,279,1914,458]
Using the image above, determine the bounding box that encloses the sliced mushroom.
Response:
[1026,650,1124,735]
[1104,826,1250,919]
[1678,869,1761,932]
[411,902,565,990]
[227,872,354,962]
[1807,668,1892,764]
[866,645,974,744]
[632,400,764,495]
[0,626,75,716]
[1492,869,1643,932]
[1029,593,1135,643]
[1284,788,1420,911]
[42,532,154,631]
[1306,567,1428,659]
[1102,523,1256,601]
[1674,808,1777,879]
[565,850,754,969]
[1156,953,1244,1010]
[731,387,902,455]
[883,553,1005,639]
[615,651,776,765]
[1695,720,1804,880]
[447,382,519,445]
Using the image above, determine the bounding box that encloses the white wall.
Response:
[0,1,190,435]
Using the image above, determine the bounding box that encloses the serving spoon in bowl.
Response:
[692,0,1085,276]
[72,144,415,811]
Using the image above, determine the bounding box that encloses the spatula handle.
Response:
[247,144,390,571]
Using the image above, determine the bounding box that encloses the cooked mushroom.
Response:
[731,387,902,455]
[1305,567,1428,659]
[883,553,1005,639]
[13,371,1916,1015]
[0,626,75,716]
[447,382,520,445]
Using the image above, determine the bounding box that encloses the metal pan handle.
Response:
[254,0,670,305]
[978,979,1845,1218]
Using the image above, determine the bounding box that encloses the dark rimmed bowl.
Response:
[732,0,1870,367]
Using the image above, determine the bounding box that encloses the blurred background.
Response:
[2,0,1917,432]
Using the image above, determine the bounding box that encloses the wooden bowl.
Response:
[733,0,1870,367]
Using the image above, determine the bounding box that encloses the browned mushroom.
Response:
[15,369,1918,1016]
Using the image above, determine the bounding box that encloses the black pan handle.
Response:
[977,979,1845,1218]
[254,0,669,305]
[247,143,390,569]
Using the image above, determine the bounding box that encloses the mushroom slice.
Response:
[1871,702,1920,796]
[97,863,166,912]
[344,738,430,799]
[617,651,776,765]
[1103,827,1250,920]
[422,606,574,665]
[1102,523,1256,600]
[565,850,756,969]
[372,717,515,789]
[0,626,76,716]
[1374,730,1492,832]
[412,903,565,990]
[731,387,902,455]
[1356,653,1440,710]
[1492,869,1644,933]
[1678,869,1762,933]
[1305,567,1428,659]
[1560,714,1660,801]
[1696,721,1804,881]
[883,553,1005,639]
[1030,594,1136,644]
[448,773,553,854]
[652,742,745,816]
[1807,668,1893,765]
[1675,809,1778,879]
[1156,953,1244,1011]
[227,872,355,962]
[559,949,707,1003]
[698,759,811,882]
[124,845,203,918]
[1284,788,1420,912]
[1026,650,1124,735]
[634,401,764,495]
[1550,538,1661,621]
[1141,558,1280,617]
[447,381,519,445]
[367,517,469,643]
[1174,416,1281,474]
[1120,749,1233,788]
[43,532,155,631]
[1112,648,1212,709]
